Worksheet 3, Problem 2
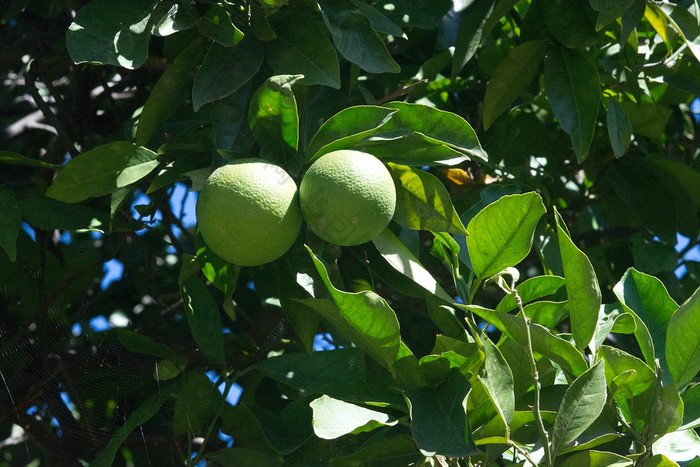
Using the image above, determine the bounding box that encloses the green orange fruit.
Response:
[299,150,396,246]
[196,159,302,266]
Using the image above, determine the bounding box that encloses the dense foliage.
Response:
[1,0,700,465]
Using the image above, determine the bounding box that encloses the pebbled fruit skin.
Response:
[196,159,302,266]
[299,150,396,246]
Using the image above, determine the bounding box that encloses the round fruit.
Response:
[196,159,302,266]
[299,150,396,246]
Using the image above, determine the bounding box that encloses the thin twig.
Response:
[515,289,551,466]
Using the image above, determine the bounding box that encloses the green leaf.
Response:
[266,10,340,89]
[524,300,570,330]
[450,0,495,81]
[662,4,700,64]
[478,334,515,426]
[467,192,546,281]
[306,105,398,161]
[20,197,107,233]
[178,254,225,369]
[550,360,607,459]
[463,304,589,376]
[153,356,188,381]
[91,393,165,467]
[666,285,700,388]
[249,74,302,164]
[192,36,263,111]
[351,1,406,38]
[495,275,566,312]
[371,228,453,302]
[607,99,633,158]
[545,0,598,49]
[544,47,601,162]
[647,386,685,443]
[0,151,60,170]
[598,345,655,401]
[115,329,177,360]
[555,207,601,350]
[373,0,452,30]
[0,190,20,261]
[388,164,467,235]
[310,394,398,439]
[483,40,547,130]
[589,0,637,30]
[172,371,221,436]
[152,1,196,37]
[318,0,400,74]
[67,0,157,69]
[614,268,678,382]
[207,448,281,467]
[329,435,422,466]
[303,247,401,372]
[620,0,646,46]
[252,397,314,454]
[364,102,486,163]
[652,430,700,466]
[680,383,700,430]
[255,348,366,391]
[558,450,633,467]
[199,5,244,47]
[135,37,205,146]
[46,142,160,203]
[403,369,477,457]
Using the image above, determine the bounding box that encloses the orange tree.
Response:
[1,0,700,465]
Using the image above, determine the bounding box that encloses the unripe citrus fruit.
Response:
[196,159,302,266]
[300,150,396,246]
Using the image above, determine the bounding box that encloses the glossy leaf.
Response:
[179,255,225,369]
[352,1,405,38]
[192,37,263,111]
[598,345,655,400]
[0,150,60,170]
[607,99,633,158]
[614,268,678,380]
[495,274,566,312]
[305,106,398,161]
[666,285,700,388]
[310,395,397,439]
[172,371,221,436]
[450,0,495,81]
[199,5,243,47]
[478,334,515,425]
[135,38,205,145]
[544,47,601,162]
[558,450,633,467]
[329,435,422,466]
[545,0,598,48]
[467,192,546,281]
[550,360,607,458]
[303,247,401,372]
[66,0,157,69]
[662,4,700,64]
[589,0,637,30]
[371,228,453,302]
[253,397,314,454]
[249,74,302,163]
[266,11,341,89]
[555,208,601,350]
[483,40,547,130]
[404,369,477,457]
[0,190,20,261]
[680,383,700,430]
[364,102,486,163]
[388,163,467,235]
[463,304,589,376]
[92,392,166,467]
[652,430,700,466]
[319,0,400,74]
[46,142,160,203]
